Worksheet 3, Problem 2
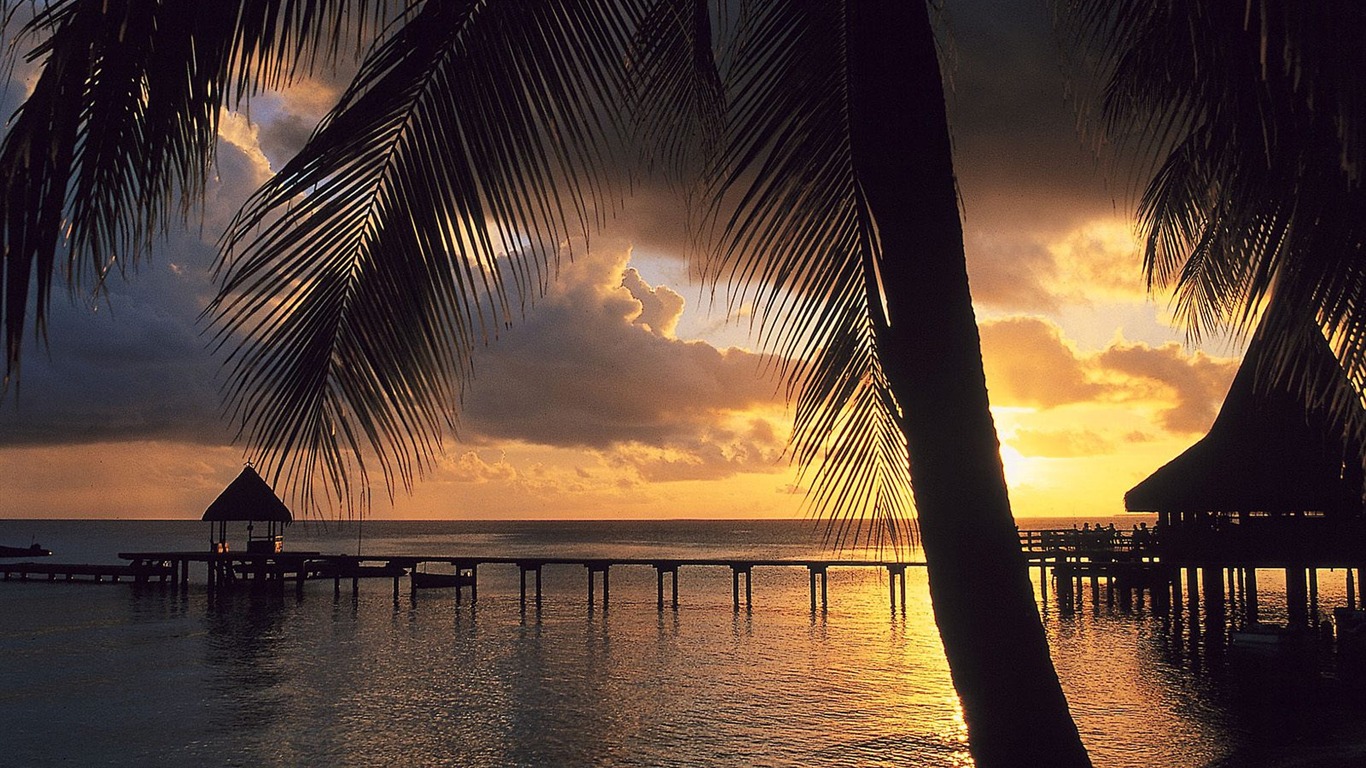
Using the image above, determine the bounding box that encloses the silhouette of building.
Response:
[1125,319,1366,626]
[202,465,293,553]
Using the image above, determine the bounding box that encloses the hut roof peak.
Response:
[202,465,292,523]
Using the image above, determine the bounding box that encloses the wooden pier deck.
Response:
[1,560,174,584]
[1,528,1164,615]
[12,527,1357,631]
[113,550,925,612]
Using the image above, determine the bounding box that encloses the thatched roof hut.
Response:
[203,465,291,553]
[1126,325,1364,518]
[203,465,292,523]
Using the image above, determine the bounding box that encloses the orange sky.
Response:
[0,1,1243,521]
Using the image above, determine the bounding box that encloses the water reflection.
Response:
[13,544,1366,766]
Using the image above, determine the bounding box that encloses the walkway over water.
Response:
[111,550,929,612]
[12,526,1361,631]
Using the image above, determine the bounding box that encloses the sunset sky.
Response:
[0,1,1243,521]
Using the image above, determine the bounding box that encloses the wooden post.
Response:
[1245,568,1259,625]
[657,568,665,610]
[587,566,596,608]
[522,566,530,612]
[1309,568,1319,627]
[671,569,678,609]
[888,565,906,611]
[536,566,543,610]
[470,564,478,605]
[731,565,752,611]
[1348,568,1357,612]
[809,567,818,613]
[1202,565,1225,623]
[1286,566,1308,629]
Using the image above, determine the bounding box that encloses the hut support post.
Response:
[1202,565,1225,624]
[1244,568,1259,625]
[1309,568,1319,626]
[1348,568,1356,612]
[1286,566,1309,629]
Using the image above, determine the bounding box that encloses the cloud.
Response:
[457,245,790,481]
[1097,341,1240,433]
[1011,427,1114,458]
[0,132,274,447]
[438,449,518,483]
[622,267,685,337]
[980,315,1239,436]
[981,316,1104,407]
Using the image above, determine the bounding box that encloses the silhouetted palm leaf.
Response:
[1062,1,1366,427]
[0,0,385,384]
[696,0,913,550]
[211,0,636,508]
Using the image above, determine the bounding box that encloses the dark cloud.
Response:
[458,247,789,480]
[0,141,269,447]
[943,0,1137,313]
[0,243,226,446]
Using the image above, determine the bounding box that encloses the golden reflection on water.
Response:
[6,520,1363,767]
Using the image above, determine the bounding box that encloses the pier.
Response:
[112,550,926,613]
[0,527,1178,616]
[2,525,1357,635]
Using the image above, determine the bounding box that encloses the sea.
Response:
[1,516,1364,768]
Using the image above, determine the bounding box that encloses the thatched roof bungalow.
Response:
[203,465,292,553]
[1125,323,1366,565]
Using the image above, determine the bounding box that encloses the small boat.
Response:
[1231,622,1298,648]
[0,543,52,558]
[412,569,471,589]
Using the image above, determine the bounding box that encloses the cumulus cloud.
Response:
[622,267,685,337]
[439,450,518,483]
[1097,341,1239,433]
[981,316,1104,407]
[980,315,1239,436]
[458,245,790,481]
[1011,427,1113,458]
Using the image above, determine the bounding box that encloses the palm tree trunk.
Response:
[846,2,1091,766]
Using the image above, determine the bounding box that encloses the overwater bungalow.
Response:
[1125,322,1366,627]
[1125,323,1366,568]
[203,465,292,554]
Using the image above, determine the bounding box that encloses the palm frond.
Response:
[211,0,639,510]
[0,0,386,386]
[627,0,725,188]
[1061,0,1366,450]
[689,0,912,552]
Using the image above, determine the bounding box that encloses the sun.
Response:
[998,443,1034,489]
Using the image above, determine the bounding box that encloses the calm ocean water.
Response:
[1,517,1363,767]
